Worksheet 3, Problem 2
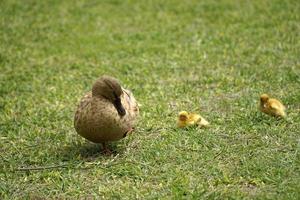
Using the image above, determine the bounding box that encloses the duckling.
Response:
[74,75,139,154]
[177,111,209,128]
[259,94,286,118]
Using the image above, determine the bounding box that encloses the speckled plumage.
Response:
[74,76,139,144]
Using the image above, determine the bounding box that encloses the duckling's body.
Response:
[196,115,210,127]
[177,111,209,128]
[74,76,139,153]
[259,94,286,118]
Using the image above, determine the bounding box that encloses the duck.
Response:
[177,111,209,128]
[74,75,139,154]
[259,93,286,118]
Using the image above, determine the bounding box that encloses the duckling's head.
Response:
[260,94,269,104]
[92,75,126,116]
[178,111,189,122]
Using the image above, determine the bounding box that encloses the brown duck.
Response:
[74,75,139,153]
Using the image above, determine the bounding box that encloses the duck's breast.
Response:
[121,88,139,123]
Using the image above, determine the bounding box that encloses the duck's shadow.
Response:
[60,141,125,162]
[249,111,287,123]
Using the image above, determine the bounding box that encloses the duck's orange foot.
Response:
[123,127,135,138]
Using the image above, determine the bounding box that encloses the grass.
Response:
[0,0,299,199]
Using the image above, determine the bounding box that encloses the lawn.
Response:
[1,0,300,199]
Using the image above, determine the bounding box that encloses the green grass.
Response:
[1,0,300,199]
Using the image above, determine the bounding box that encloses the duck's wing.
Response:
[74,92,92,124]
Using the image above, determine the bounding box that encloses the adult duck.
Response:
[74,75,139,153]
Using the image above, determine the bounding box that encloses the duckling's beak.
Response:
[114,97,126,116]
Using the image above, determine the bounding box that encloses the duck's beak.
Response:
[114,97,126,116]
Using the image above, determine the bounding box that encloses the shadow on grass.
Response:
[61,141,123,162]
[241,111,287,125]
[13,141,128,172]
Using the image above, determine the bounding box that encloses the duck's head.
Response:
[260,93,269,104]
[92,75,126,116]
[178,111,189,122]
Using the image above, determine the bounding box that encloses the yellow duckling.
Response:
[259,93,286,118]
[177,111,209,128]
[74,75,139,154]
